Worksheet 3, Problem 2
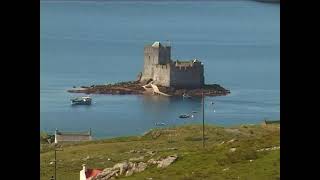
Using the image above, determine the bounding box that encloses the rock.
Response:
[227,139,236,144]
[257,146,280,152]
[249,160,253,162]
[82,156,90,161]
[223,167,230,171]
[94,168,118,180]
[147,158,158,165]
[129,156,145,162]
[125,169,134,176]
[167,147,178,150]
[229,148,237,152]
[157,154,178,168]
[146,150,156,156]
[125,162,136,176]
[107,158,111,161]
[219,141,225,145]
[113,162,129,175]
[134,162,147,173]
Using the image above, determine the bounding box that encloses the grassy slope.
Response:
[40,124,280,180]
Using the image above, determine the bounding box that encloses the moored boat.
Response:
[179,114,191,118]
[71,96,92,105]
[182,93,191,99]
[155,122,167,126]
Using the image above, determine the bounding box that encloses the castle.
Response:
[140,41,204,88]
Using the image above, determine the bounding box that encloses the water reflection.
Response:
[141,95,205,127]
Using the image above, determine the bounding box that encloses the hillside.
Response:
[40,123,280,180]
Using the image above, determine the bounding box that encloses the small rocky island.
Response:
[67,81,229,97]
[68,41,230,97]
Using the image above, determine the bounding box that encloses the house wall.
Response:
[80,169,86,180]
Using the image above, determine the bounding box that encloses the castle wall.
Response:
[158,46,171,65]
[152,64,171,87]
[170,63,204,88]
[141,46,157,81]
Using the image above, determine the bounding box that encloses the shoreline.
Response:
[67,80,230,97]
[41,120,279,141]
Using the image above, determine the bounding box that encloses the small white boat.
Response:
[155,122,166,126]
[183,93,191,99]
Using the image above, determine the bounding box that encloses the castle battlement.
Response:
[140,41,204,88]
[173,59,202,69]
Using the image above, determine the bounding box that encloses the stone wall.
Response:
[158,46,171,65]
[170,62,204,88]
[152,64,171,87]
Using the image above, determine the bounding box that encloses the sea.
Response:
[40,0,280,138]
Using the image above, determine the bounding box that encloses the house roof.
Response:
[55,129,92,142]
[85,169,102,179]
[56,130,90,136]
[56,132,90,136]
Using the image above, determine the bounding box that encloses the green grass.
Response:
[40,124,280,180]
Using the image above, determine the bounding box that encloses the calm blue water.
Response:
[40,0,280,138]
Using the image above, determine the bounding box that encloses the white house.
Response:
[80,164,102,180]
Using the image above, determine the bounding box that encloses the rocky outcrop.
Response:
[129,156,145,162]
[157,154,178,168]
[125,162,147,176]
[92,154,178,180]
[67,81,230,97]
[257,146,280,152]
[147,154,178,168]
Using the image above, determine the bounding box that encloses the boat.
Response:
[182,93,191,99]
[71,96,92,105]
[155,122,166,126]
[179,114,191,118]
[192,111,197,113]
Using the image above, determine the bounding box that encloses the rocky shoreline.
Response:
[67,81,230,97]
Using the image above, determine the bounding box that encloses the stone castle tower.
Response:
[141,41,171,81]
[140,41,204,88]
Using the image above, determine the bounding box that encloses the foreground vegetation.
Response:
[40,123,280,180]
